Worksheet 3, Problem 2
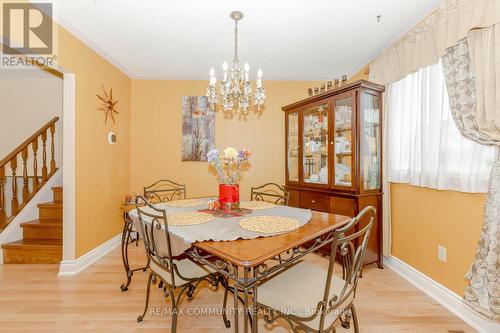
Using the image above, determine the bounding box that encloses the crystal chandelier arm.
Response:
[208,92,264,103]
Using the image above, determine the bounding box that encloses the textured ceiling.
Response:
[52,0,440,80]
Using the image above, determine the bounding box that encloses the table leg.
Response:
[243,268,249,333]
[120,212,149,292]
[251,269,258,333]
[233,265,239,333]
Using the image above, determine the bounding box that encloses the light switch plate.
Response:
[438,245,447,262]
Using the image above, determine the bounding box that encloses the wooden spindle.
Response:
[0,117,59,228]
[50,124,56,175]
[42,130,47,180]
[11,157,18,215]
[32,139,39,191]
[0,165,5,221]
[22,147,29,203]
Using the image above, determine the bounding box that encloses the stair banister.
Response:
[0,116,59,231]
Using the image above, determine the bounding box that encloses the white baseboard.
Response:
[385,256,500,333]
[58,233,121,276]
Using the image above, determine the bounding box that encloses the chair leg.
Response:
[168,288,178,333]
[137,272,153,322]
[351,304,359,333]
[222,278,231,328]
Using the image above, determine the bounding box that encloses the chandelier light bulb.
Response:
[244,62,249,72]
[222,62,228,71]
[209,67,215,76]
[258,69,262,78]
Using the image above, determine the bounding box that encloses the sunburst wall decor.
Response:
[96,86,119,123]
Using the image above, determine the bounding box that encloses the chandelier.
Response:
[206,11,265,114]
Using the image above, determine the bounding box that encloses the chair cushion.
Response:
[258,261,353,330]
[150,258,214,286]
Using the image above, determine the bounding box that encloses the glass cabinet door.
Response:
[333,95,354,188]
[286,111,299,183]
[302,103,329,184]
[361,92,381,190]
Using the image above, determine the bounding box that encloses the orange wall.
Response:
[390,183,485,295]
[130,80,319,199]
[58,28,131,257]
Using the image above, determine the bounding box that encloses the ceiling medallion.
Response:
[206,11,265,114]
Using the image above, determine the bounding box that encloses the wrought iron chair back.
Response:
[134,195,179,287]
[317,206,375,331]
[143,179,186,203]
[250,182,290,205]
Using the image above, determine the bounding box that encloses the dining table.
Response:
[125,197,351,333]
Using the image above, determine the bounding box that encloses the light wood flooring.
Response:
[0,242,476,333]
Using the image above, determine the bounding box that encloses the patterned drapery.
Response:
[442,37,500,320]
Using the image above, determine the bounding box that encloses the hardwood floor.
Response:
[0,242,476,333]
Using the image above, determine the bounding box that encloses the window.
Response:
[387,60,496,193]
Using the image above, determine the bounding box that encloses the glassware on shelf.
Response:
[334,96,353,187]
[302,104,328,184]
[362,93,381,190]
[287,112,299,182]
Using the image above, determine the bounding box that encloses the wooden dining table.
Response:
[188,210,350,333]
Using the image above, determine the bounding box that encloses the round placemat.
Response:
[239,201,276,210]
[239,216,300,234]
[164,199,206,208]
[167,212,215,226]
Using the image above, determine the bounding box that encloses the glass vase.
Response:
[219,184,240,209]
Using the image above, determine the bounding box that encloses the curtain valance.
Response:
[370,0,500,85]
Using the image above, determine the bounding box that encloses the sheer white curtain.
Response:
[387,60,496,193]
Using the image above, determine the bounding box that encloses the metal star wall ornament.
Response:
[96,86,119,124]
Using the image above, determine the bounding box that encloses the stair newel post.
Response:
[50,124,56,176]
[11,157,18,215]
[0,165,5,222]
[22,147,29,203]
[32,138,39,191]
[41,130,48,181]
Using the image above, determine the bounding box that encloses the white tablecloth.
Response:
[128,198,312,256]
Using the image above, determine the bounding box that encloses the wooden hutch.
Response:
[283,80,384,268]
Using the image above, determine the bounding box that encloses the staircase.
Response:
[1,186,62,264]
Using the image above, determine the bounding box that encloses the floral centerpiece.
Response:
[207,147,251,207]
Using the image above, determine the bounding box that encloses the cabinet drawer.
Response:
[300,192,330,212]
[330,196,355,217]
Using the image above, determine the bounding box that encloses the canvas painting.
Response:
[181,96,215,161]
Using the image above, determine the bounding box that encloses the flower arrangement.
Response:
[207,147,251,185]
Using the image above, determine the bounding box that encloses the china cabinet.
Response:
[283,80,384,267]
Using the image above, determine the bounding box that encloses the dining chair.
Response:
[257,206,376,333]
[250,182,290,205]
[123,179,186,269]
[143,179,186,203]
[218,182,291,327]
[134,195,217,332]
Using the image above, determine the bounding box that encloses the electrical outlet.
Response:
[438,245,447,262]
